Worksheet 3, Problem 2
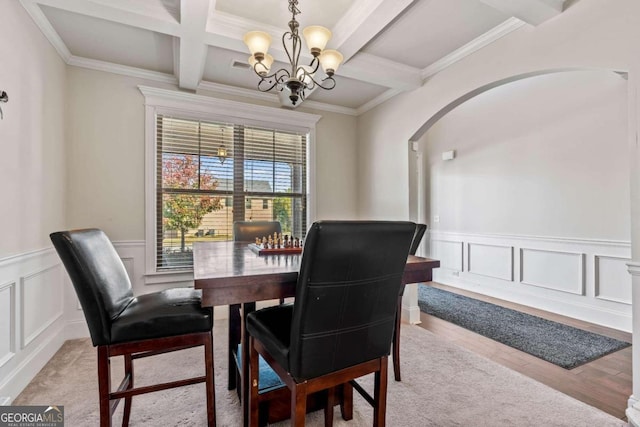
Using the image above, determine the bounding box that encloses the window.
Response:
[155,115,308,270]
[141,86,320,277]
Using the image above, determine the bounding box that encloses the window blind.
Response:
[156,114,308,270]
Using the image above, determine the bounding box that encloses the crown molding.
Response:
[139,85,322,130]
[20,0,72,62]
[421,17,526,81]
[67,56,178,84]
[356,88,401,115]
[197,81,358,116]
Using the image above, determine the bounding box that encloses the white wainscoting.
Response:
[429,231,632,332]
[0,239,231,404]
[0,247,67,404]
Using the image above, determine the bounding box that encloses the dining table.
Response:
[193,240,440,426]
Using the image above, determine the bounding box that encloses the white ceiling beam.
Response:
[478,0,566,26]
[32,0,181,36]
[177,0,212,90]
[331,0,418,63]
[339,52,422,91]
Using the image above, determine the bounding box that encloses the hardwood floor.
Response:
[415,283,632,421]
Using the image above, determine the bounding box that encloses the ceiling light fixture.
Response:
[243,0,343,106]
[217,128,228,165]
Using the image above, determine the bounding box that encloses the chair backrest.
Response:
[50,229,134,346]
[409,223,427,255]
[233,221,282,242]
[289,220,415,380]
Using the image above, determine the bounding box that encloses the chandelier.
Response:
[243,0,344,106]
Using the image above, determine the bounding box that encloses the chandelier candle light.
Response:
[243,0,344,105]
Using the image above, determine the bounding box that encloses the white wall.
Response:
[0,1,66,257]
[420,70,632,331]
[356,0,640,221]
[0,0,68,404]
[355,0,640,417]
[423,70,629,240]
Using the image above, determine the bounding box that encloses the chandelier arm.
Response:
[257,69,292,92]
[252,65,290,82]
[307,75,336,91]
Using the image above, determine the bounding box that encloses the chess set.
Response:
[248,232,303,255]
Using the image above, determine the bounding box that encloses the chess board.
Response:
[248,243,302,255]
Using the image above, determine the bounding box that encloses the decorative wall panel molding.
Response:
[20,264,64,349]
[595,255,632,304]
[0,247,65,403]
[0,282,16,368]
[467,242,513,281]
[520,248,585,295]
[431,239,464,271]
[428,230,631,331]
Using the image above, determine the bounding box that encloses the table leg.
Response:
[241,301,256,427]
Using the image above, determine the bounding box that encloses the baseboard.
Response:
[402,305,422,325]
[0,323,66,403]
[64,319,90,341]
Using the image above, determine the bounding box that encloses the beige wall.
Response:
[0,1,67,257]
[66,68,358,241]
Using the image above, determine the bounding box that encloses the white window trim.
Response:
[139,85,321,281]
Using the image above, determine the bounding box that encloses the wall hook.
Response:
[0,91,8,120]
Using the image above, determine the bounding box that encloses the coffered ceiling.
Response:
[20,0,567,115]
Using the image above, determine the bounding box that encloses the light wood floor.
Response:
[415,283,632,421]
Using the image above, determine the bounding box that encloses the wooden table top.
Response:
[193,241,440,306]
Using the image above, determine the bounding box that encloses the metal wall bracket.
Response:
[0,91,8,120]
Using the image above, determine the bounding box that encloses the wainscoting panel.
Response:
[0,248,66,404]
[20,265,64,349]
[0,282,15,368]
[520,248,585,295]
[428,231,631,332]
[595,255,632,304]
[431,240,464,271]
[467,243,513,281]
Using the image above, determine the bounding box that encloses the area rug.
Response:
[13,320,625,426]
[418,285,631,369]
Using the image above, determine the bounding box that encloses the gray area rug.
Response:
[14,320,625,426]
[418,285,631,369]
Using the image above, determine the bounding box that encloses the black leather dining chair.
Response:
[246,220,416,427]
[229,220,283,392]
[50,229,216,427]
[393,223,427,381]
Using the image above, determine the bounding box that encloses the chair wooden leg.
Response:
[393,297,402,382]
[248,336,260,427]
[204,332,216,427]
[228,303,241,390]
[340,382,353,421]
[122,354,133,427]
[291,382,307,427]
[324,387,335,427]
[373,357,388,427]
[97,346,112,427]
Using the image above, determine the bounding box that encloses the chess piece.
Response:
[284,235,289,248]
[294,237,300,248]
